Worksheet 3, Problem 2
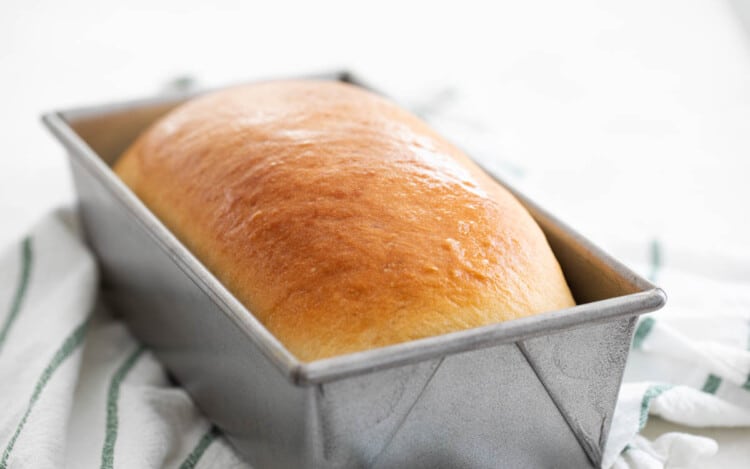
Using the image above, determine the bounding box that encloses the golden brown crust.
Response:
[114,80,575,361]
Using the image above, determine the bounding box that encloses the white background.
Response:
[1,0,749,466]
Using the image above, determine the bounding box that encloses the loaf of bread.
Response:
[114,80,575,361]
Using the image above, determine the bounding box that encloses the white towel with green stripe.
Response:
[600,242,750,468]
[2,212,750,468]
[0,211,246,469]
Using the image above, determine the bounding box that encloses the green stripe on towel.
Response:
[701,374,722,394]
[0,237,33,353]
[648,239,662,283]
[0,317,89,469]
[100,346,145,469]
[632,317,656,349]
[742,374,750,391]
[179,426,220,469]
[639,384,672,430]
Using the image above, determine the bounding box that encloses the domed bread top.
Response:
[115,80,576,361]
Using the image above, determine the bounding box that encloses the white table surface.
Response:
[1,0,749,466]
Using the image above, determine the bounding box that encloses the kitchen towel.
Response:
[601,241,750,468]
[0,210,245,469]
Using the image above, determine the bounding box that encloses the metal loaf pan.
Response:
[43,71,665,469]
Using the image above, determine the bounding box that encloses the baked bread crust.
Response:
[115,80,575,361]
